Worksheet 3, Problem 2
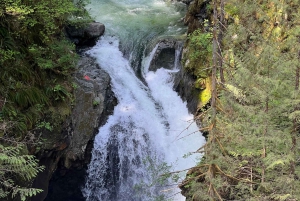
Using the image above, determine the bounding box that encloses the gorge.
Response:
[45,0,205,200]
[2,0,299,200]
[81,0,206,200]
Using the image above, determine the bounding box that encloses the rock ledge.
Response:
[66,22,105,47]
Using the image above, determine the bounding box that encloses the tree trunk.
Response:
[218,0,225,84]
[211,0,218,130]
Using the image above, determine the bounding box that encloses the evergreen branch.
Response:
[195,107,211,119]
[217,105,225,113]
[214,164,257,184]
[180,172,207,187]
[212,185,223,201]
[215,136,226,155]
[239,167,261,179]
[216,18,227,32]
[216,97,225,110]
[175,116,201,140]
[196,143,207,153]
[160,166,201,177]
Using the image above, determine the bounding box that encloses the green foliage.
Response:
[0,0,88,136]
[52,84,72,101]
[37,121,53,131]
[0,0,91,199]
[0,144,44,200]
[29,40,78,75]
[10,87,49,108]
[133,156,180,201]
[68,0,93,27]
[184,30,212,78]
[182,20,213,108]
[189,31,212,59]
[183,0,300,200]
[0,49,18,63]
[93,100,100,107]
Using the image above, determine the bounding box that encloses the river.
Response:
[82,0,205,200]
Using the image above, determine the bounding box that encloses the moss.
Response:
[188,0,205,15]
[49,103,71,124]
[183,30,212,79]
[198,77,211,108]
[182,0,214,111]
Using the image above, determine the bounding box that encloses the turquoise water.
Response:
[86,0,186,68]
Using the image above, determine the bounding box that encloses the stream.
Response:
[82,0,205,200]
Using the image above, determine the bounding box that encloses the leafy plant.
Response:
[93,99,100,107]
[185,30,213,79]
[37,121,53,131]
[0,0,92,198]
[0,144,44,200]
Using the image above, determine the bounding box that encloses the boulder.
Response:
[66,22,105,47]
[63,56,113,166]
[148,39,182,72]
[84,22,105,38]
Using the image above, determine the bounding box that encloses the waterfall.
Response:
[82,0,206,200]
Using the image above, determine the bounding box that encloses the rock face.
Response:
[63,56,116,167]
[66,22,105,47]
[148,39,179,72]
[184,0,211,34]
[31,56,116,201]
[148,38,200,114]
[174,67,201,114]
[173,0,212,114]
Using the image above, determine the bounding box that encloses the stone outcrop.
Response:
[66,22,105,47]
[174,67,201,114]
[63,56,116,167]
[183,0,211,34]
[173,0,212,114]
[148,39,180,72]
[31,56,116,201]
[147,38,200,114]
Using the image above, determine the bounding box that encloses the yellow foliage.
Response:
[225,84,246,101]
[5,2,33,19]
[198,77,211,108]
[234,16,239,24]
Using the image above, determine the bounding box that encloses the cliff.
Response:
[22,22,117,201]
[29,2,211,199]
[31,55,116,201]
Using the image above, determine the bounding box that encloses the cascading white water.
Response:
[82,0,206,200]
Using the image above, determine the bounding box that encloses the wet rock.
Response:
[66,22,105,47]
[147,38,200,114]
[173,66,200,114]
[148,39,182,72]
[172,0,212,113]
[184,0,211,34]
[31,56,117,201]
[177,0,194,5]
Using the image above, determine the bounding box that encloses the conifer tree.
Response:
[182,0,300,200]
